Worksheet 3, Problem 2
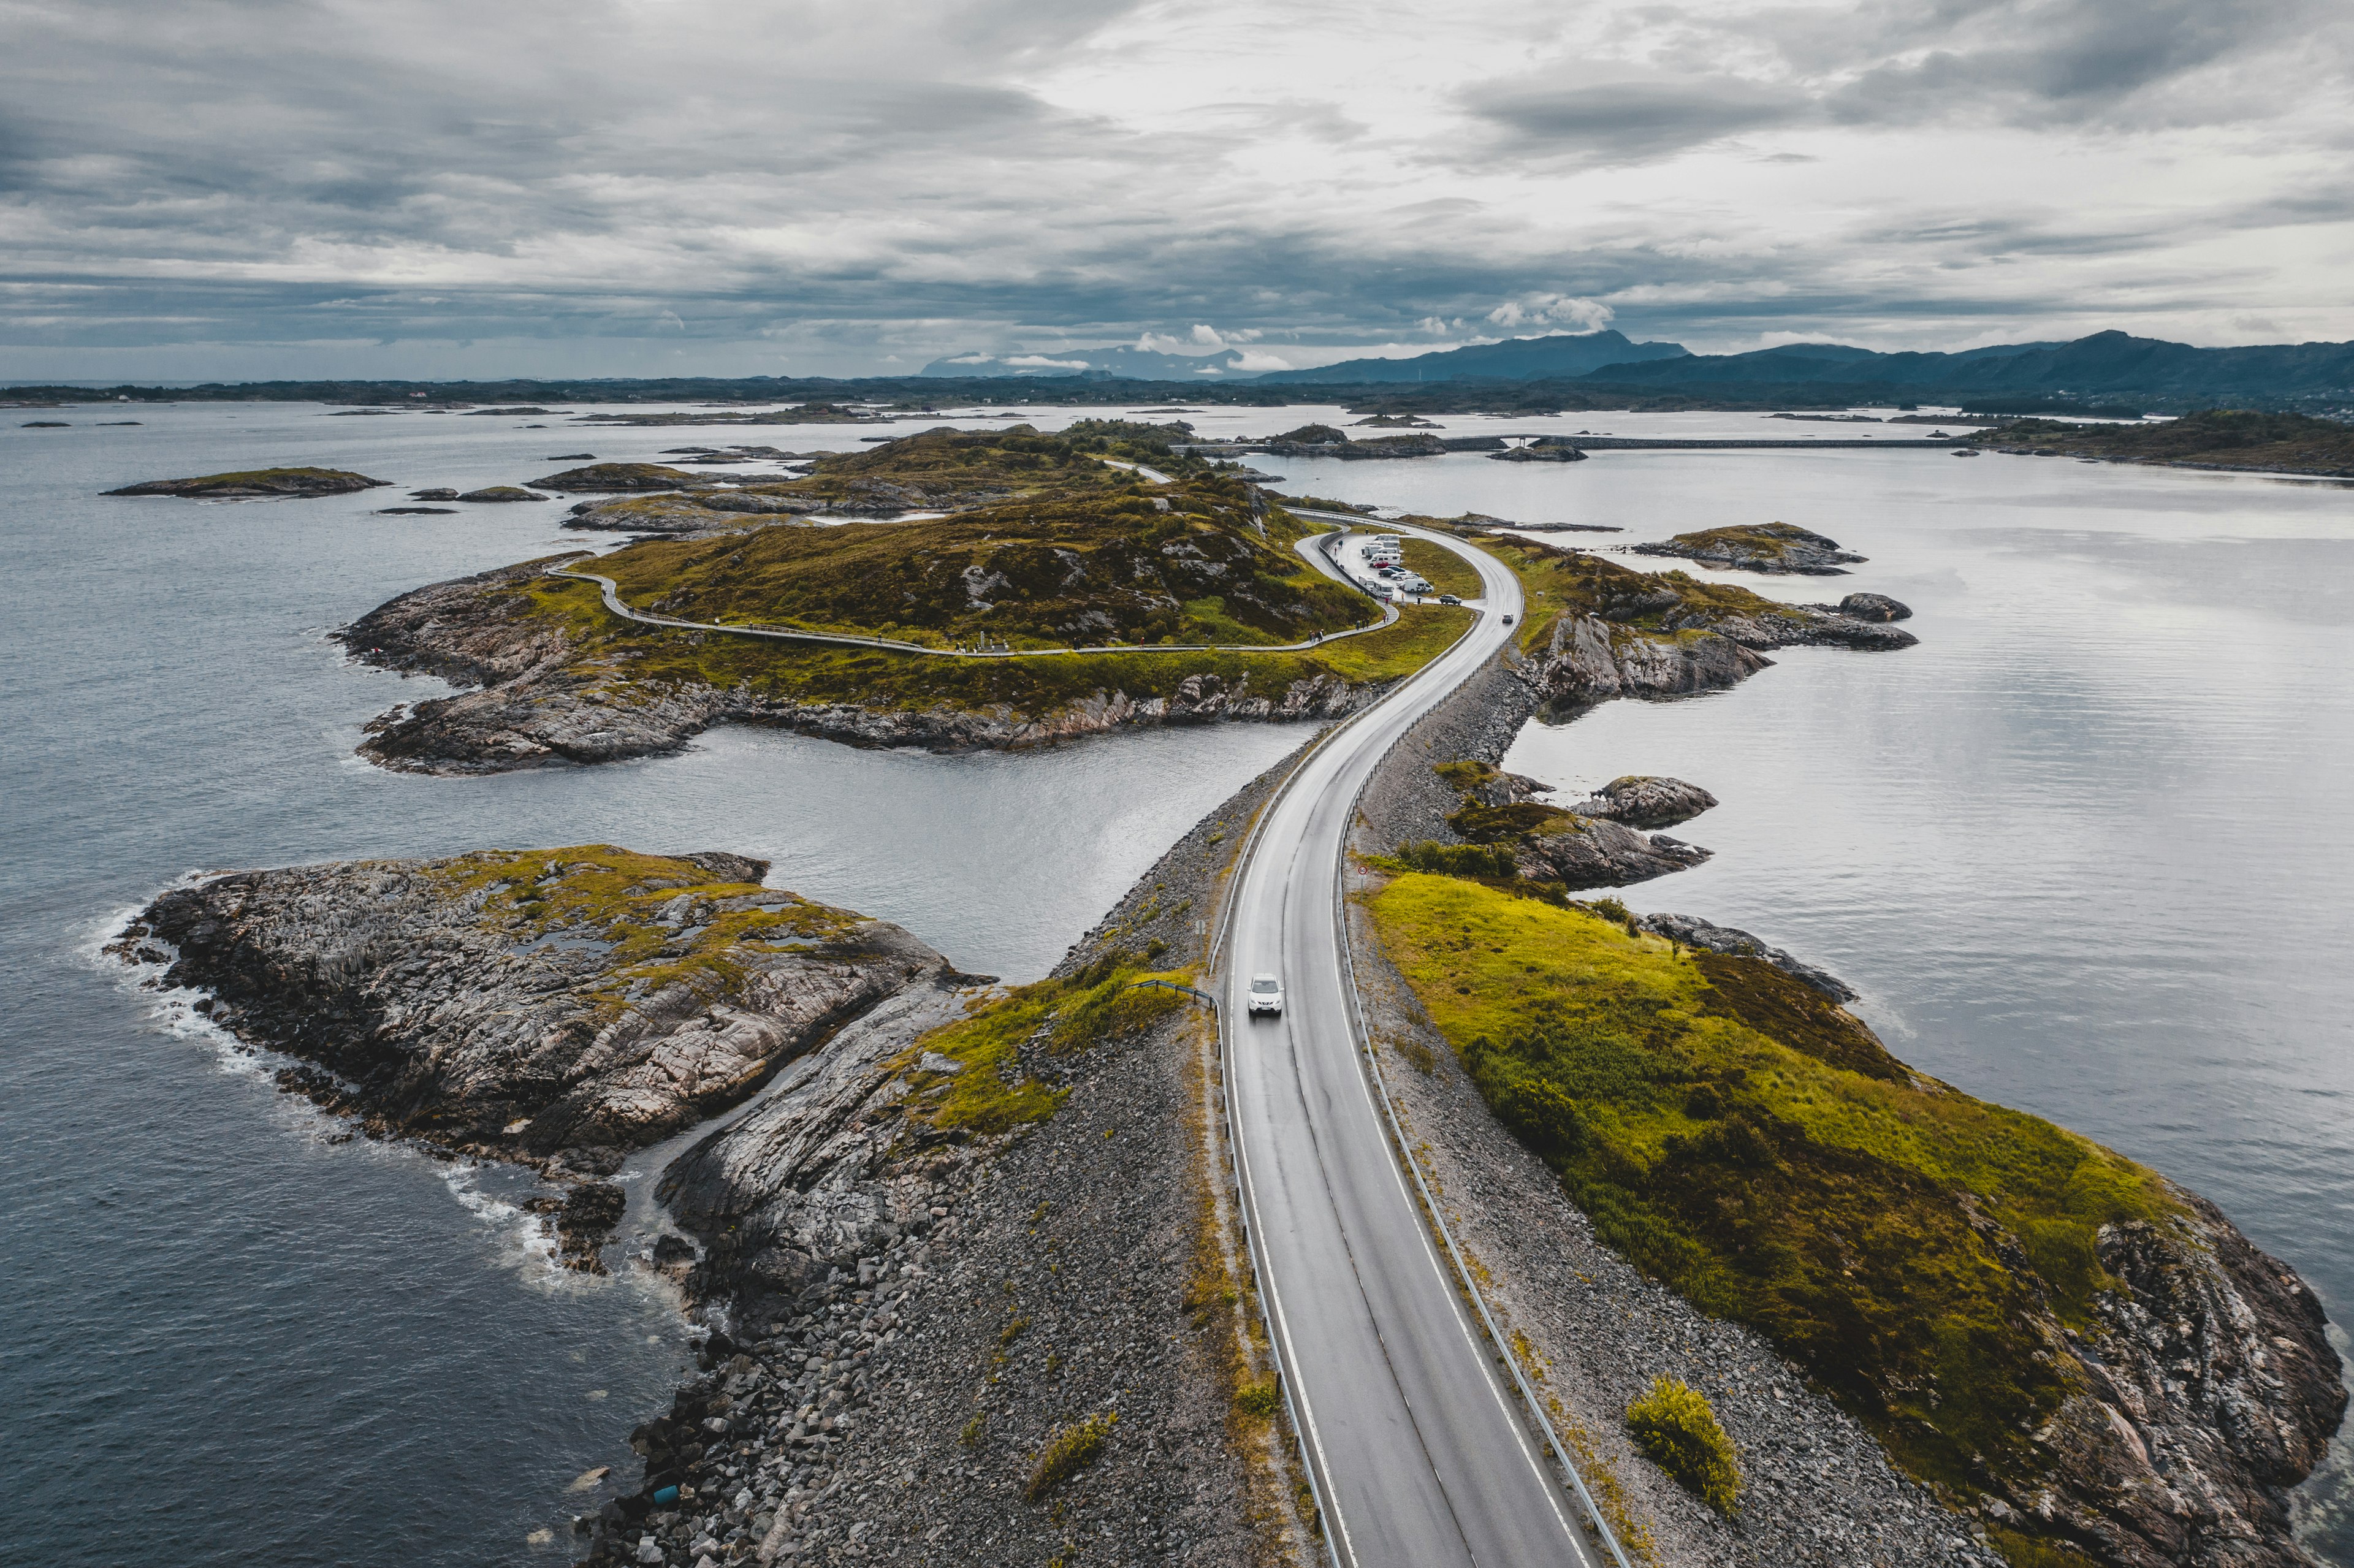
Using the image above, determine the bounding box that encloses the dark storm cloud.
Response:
[1467,78,1810,164]
[0,0,2347,375]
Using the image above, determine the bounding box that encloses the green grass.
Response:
[1024,1412,1116,1501]
[512,568,1466,720]
[1626,1377,1741,1515]
[893,964,1187,1137]
[593,481,1365,650]
[1644,522,1823,561]
[1363,871,2182,1517]
[1400,538,1484,598]
[417,845,861,1023]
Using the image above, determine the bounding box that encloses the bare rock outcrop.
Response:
[1632,522,1865,574]
[117,846,954,1184]
[1521,599,1914,711]
[1572,774,1718,828]
[1512,814,1711,886]
[2019,1196,2347,1567]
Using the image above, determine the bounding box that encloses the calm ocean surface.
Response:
[2,402,2348,1562]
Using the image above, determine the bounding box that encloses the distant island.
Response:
[1967,408,2354,478]
[17,329,2354,419]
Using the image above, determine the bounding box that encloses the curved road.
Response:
[1219,523,1604,1568]
[545,530,1396,660]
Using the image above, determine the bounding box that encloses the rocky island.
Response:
[112,845,962,1262]
[1460,530,1916,711]
[104,466,391,498]
[334,425,1477,771]
[1632,520,1865,574]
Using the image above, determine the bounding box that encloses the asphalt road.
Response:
[1219,522,1602,1568]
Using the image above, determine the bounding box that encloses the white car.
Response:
[1246,973,1284,1016]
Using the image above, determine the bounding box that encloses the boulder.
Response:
[1835,592,1911,622]
[1573,775,1717,828]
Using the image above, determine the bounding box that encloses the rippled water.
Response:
[0,403,1308,1566]
[1258,441,2354,1559]
[7,402,2348,1562]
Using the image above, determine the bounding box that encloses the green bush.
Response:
[1627,1377,1740,1515]
[1395,839,1520,878]
[1024,1411,1116,1501]
[1234,1378,1282,1420]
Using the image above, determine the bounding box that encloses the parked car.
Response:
[1438,594,1461,605]
[1247,974,1284,1016]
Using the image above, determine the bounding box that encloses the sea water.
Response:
[4,401,2348,1561]
[1258,439,2354,1558]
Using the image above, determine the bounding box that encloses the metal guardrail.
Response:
[1122,978,1216,1008]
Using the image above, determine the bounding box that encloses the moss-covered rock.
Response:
[1632,522,1864,575]
[1364,872,2345,1568]
[122,845,951,1180]
[527,462,702,492]
[104,466,390,498]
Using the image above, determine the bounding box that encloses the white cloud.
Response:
[1232,349,1293,371]
[1,0,2347,375]
[1487,294,1614,332]
[1003,354,1094,370]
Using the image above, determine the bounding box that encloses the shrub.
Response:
[1234,1378,1282,1420]
[1024,1412,1116,1501]
[1626,1377,1740,1515]
[1396,839,1520,878]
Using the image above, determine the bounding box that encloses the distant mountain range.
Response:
[913,328,2354,412]
[17,330,2352,415]
[1575,332,2354,406]
[1256,330,1691,384]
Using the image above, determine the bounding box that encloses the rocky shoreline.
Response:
[109,744,1329,1568]
[1516,583,1915,711]
[1631,521,1865,575]
[108,846,966,1266]
[338,560,1376,774]
[1348,645,2347,1568]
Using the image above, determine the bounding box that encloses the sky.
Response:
[3,0,2351,381]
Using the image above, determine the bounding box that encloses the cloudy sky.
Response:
[4,0,2350,380]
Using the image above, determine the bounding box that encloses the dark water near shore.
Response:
[4,403,2349,1562]
[1259,442,2354,1559]
[0,405,1307,1566]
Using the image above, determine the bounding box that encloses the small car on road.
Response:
[1246,974,1284,1016]
[1438,594,1461,605]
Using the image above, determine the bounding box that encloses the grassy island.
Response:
[345,425,1479,769]
[590,477,1366,650]
[1983,409,2354,476]
[511,474,1469,712]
